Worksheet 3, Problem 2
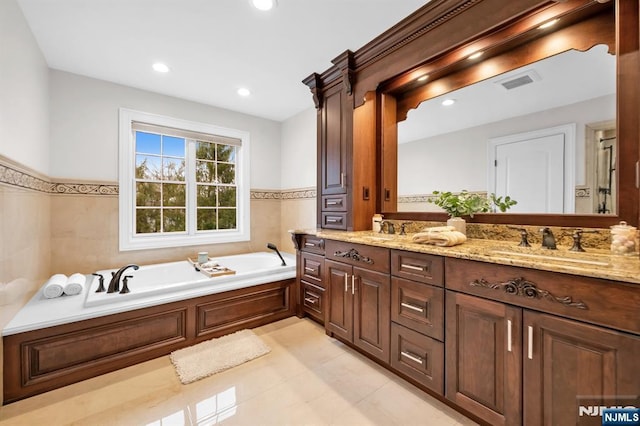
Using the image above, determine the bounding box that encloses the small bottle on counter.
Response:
[372,214,383,232]
[610,221,638,256]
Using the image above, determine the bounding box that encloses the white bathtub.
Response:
[3,251,296,336]
[85,251,296,308]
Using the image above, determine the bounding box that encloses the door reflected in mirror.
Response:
[396,45,615,215]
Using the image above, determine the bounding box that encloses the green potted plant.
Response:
[428,190,517,234]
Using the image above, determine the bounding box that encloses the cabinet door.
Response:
[325,260,353,341]
[321,85,348,196]
[353,267,390,363]
[523,311,640,426]
[445,291,523,426]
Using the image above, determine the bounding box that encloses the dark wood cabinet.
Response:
[325,259,391,363]
[389,250,445,394]
[323,240,391,363]
[295,238,326,324]
[446,281,640,426]
[445,291,523,426]
[523,311,640,426]
[304,52,376,231]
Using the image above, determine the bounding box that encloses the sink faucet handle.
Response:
[508,226,531,247]
[399,222,413,235]
[569,230,585,252]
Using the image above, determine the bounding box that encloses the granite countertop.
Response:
[297,229,640,285]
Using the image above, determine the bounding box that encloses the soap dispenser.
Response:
[372,214,383,232]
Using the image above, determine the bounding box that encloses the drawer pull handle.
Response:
[326,200,342,206]
[326,218,342,224]
[527,325,533,360]
[507,319,512,352]
[401,351,423,364]
[304,242,316,247]
[344,274,348,293]
[401,302,424,313]
[304,297,317,305]
[304,267,316,273]
[401,263,424,272]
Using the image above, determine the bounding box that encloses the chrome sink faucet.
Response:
[107,264,139,293]
[540,227,557,250]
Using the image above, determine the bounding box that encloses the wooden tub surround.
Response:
[3,279,295,404]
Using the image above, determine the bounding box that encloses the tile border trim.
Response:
[1,158,317,199]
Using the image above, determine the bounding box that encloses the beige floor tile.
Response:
[0,317,476,426]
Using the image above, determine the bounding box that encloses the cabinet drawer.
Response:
[325,239,390,273]
[300,235,325,255]
[391,323,444,395]
[301,281,325,322]
[391,277,444,341]
[391,250,444,286]
[321,212,347,230]
[301,252,324,285]
[322,194,347,211]
[445,257,640,335]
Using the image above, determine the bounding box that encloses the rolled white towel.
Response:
[43,274,66,299]
[64,273,86,296]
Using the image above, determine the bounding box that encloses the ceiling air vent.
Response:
[495,70,541,90]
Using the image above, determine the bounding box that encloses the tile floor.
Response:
[0,317,477,426]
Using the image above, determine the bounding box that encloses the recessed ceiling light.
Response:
[468,51,483,60]
[237,87,251,97]
[538,19,558,30]
[417,75,429,82]
[152,63,170,73]
[252,0,276,11]
[442,99,456,106]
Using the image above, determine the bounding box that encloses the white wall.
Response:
[399,94,615,195]
[49,71,282,188]
[0,0,50,174]
[280,107,317,189]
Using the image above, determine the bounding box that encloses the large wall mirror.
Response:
[397,45,616,215]
[381,0,639,227]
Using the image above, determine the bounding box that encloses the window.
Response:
[119,109,250,251]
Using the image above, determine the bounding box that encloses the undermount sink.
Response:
[489,249,610,267]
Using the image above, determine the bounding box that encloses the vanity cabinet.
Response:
[296,235,326,324]
[304,51,376,231]
[389,250,445,394]
[325,240,390,363]
[445,258,640,426]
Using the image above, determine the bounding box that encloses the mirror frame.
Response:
[372,0,639,227]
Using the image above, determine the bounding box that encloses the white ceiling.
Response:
[398,45,616,143]
[17,0,427,122]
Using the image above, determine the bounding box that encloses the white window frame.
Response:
[118,108,250,251]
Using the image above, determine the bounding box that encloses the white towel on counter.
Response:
[64,273,86,296]
[43,274,66,299]
[412,227,467,247]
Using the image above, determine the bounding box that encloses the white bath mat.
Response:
[169,329,270,384]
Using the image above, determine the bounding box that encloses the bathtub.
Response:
[85,251,296,308]
[3,251,296,336]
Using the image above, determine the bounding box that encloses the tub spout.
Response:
[107,264,139,293]
[267,243,286,266]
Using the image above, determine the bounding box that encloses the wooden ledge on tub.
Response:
[187,258,236,278]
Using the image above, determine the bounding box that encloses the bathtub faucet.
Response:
[107,264,139,293]
[267,243,286,266]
